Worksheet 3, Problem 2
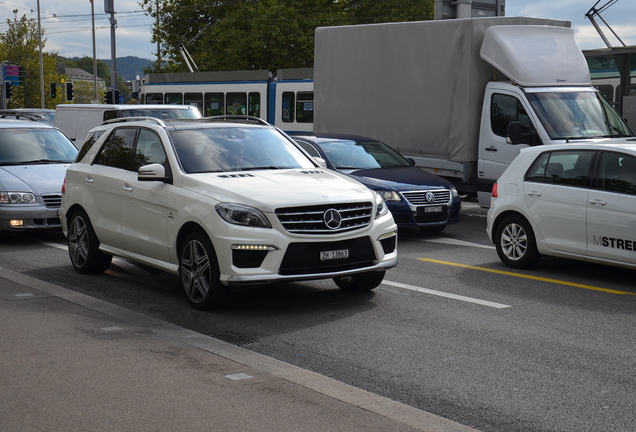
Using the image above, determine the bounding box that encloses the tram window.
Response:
[145,93,163,104]
[204,92,225,116]
[282,92,295,123]
[227,92,247,115]
[248,92,261,117]
[184,93,203,114]
[165,93,183,105]
[296,92,313,123]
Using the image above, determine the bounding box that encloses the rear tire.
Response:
[494,215,541,269]
[67,209,112,274]
[333,271,385,292]
[180,231,232,310]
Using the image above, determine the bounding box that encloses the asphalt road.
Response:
[1,202,635,432]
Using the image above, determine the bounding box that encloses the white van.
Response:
[54,104,202,148]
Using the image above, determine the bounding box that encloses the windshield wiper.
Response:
[22,159,67,164]
[242,166,281,171]
[1,159,67,165]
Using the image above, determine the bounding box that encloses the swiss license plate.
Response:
[424,206,443,213]
[320,249,349,261]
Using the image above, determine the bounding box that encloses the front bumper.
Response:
[0,205,61,231]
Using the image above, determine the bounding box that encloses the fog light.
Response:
[378,230,397,241]
[9,220,24,227]
[232,244,278,251]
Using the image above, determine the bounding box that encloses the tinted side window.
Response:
[295,140,321,158]
[95,127,137,170]
[132,129,166,171]
[491,93,532,144]
[526,150,595,187]
[598,152,636,195]
[76,130,104,162]
[103,110,117,121]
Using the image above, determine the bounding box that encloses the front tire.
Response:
[494,215,541,269]
[67,209,112,274]
[180,231,232,310]
[333,271,385,292]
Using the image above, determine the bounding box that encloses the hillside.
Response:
[66,56,153,81]
[101,56,153,81]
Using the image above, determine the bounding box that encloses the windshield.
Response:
[526,90,634,140]
[320,140,411,169]
[170,127,316,173]
[0,128,78,165]
[120,108,201,119]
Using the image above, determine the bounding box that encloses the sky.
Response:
[0,0,635,62]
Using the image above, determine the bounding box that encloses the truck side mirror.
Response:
[506,122,523,145]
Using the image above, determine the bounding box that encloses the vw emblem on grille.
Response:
[426,192,435,203]
[323,209,342,229]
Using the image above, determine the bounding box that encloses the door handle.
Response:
[589,199,607,206]
[123,184,133,193]
[85,176,94,184]
[485,146,498,152]
[527,191,542,197]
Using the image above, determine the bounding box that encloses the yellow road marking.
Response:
[418,258,636,295]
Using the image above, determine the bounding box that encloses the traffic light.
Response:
[50,82,57,98]
[4,81,12,100]
[65,82,74,101]
[114,89,120,104]
[104,90,113,104]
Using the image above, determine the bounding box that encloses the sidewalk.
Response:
[0,268,478,432]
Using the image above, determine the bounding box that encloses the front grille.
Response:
[279,237,376,275]
[401,190,450,205]
[276,202,373,234]
[42,193,62,208]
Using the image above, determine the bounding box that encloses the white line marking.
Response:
[381,280,511,309]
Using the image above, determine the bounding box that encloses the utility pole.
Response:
[37,0,45,108]
[92,0,98,101]
[105,0,118,101]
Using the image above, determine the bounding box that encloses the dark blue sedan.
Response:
[292,134,461,231]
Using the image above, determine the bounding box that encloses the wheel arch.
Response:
[492,210,532,242]
[176,221,211,257]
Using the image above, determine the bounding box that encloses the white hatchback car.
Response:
[487,142,636,270]
[60,117,398,309]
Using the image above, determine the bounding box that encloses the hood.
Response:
[182,169,373,211]
[0,164,70,194]
[347,166,452,191]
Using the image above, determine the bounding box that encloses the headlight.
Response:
[376,190,401,202]
[451,186,459,198]
[374,193,389,219]
[215,203,272,228]
[0,192,37,204]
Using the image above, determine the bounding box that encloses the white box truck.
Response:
[313,17,635,207]
[55,104,201,148]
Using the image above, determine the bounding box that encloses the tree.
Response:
[140,0,434,73]
[0,11,61,109]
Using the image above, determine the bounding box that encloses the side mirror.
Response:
[506,122,523,145]
[138,163,170,183]
[313,157,328,168]
[406,158,416,166]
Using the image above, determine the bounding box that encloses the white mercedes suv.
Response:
[60,117,397,309]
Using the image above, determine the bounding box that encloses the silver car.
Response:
[0,118,78,231]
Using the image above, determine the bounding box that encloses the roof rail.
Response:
[101,116,167,127]
[0,114,45,122]
[202,115,271,126]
